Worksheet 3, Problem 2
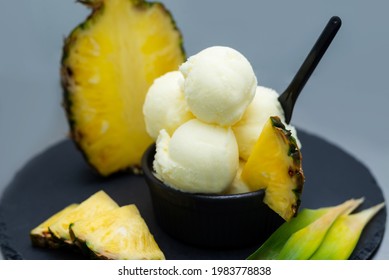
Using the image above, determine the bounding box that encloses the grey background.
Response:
[1,0,388,259]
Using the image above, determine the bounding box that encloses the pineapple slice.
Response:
[70,205,165,260]
[61,0,185,176]
[241,116,304,221]
[30,204,78,248]
[49,191,119,245]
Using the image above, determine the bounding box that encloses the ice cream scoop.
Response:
[179,46,257,126]
[153,119,239,193]
[233,86,300,161]
[143,71,194,140]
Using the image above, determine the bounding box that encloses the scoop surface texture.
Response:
[143,71,194,140]
[179,46,257,126]
[153,119,239,193]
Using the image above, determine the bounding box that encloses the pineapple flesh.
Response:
[241,116,304,221]
[70,205,165,260]
[61,0,185,176]
[48,191,119,245]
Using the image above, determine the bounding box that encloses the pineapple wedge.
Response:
[61,0,185,176]
[241,116,304,221]
[70,205,165,260]
[49,191,119,245]
[30,204,78,248]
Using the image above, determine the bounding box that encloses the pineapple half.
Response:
[30,204,78,248]
[70,205,165,260]
[241,116,304,221]
[61,0,185,176]
[48,191,119,245]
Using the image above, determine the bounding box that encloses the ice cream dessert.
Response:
[143,45,303,215]
[143,71,194,140]
[153,119,239,193]
[179,46,257,126]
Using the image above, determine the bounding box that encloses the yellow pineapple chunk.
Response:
[241,117,304,221]
[70,205,165,260]
[61,0,185,175]
[49,191,119,244]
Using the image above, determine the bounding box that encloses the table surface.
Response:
[1,0,388,260]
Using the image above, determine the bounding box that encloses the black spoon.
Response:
[278,16,342,124]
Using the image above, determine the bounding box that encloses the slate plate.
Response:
[0,130,386,260]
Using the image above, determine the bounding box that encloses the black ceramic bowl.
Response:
[142,144,284,249]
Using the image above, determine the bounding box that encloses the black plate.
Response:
[0,130,386,260]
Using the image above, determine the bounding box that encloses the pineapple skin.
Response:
[271,116,305,195]
[61,0,185,176]
[268,116,305,219]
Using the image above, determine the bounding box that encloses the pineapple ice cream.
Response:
[153,119,239,193]
[143,71,194,140]
[143,45,301,194]
[179,46,257,126]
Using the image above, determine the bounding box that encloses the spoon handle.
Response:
[279,16,342,124]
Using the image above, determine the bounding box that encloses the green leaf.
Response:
[310,202,385,260]
[247,198,362,260]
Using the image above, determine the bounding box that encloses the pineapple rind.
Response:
[61,0,185,176]
[271,116,305,202]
